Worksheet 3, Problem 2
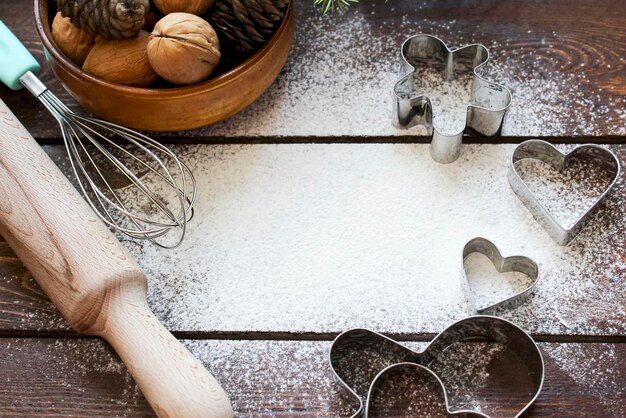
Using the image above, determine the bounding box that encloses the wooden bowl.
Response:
[34,1,295,131]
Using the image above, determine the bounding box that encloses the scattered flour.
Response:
[543,343,625,417]
[411,67,475,136]
[330,333,536,416]
[159,3,625,138]
[109,143,625,336]
[0,339,356,416]
[11,3,626,337]
[428,342,536,416]
[463,253,536,311]
[514,155,616,229]
[367,364,451,417]
[2,339,622,416]
[2,2,623,416]
[0,339,144,416]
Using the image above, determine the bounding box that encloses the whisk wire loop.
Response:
[21,72,196,248]
[72,118,181,226]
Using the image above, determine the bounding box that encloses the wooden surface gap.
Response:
[2,331,625,344]
[33,135,626,146]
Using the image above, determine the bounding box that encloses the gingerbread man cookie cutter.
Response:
[393,34,512,164]
[329,316,544,417]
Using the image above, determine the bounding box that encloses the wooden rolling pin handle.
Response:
[101,285,234,418]
[0,99,233,418]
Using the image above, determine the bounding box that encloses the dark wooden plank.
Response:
[0,244,69,334]
[0,143,624,337]
[0,338,623,417]
[0,0,624,140]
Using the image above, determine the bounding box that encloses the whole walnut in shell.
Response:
[153,0,215,15]
[147,13,221,85]
[52,12,95,66]
[83,30,158,87]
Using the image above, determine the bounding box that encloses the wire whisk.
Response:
[19,71,196,249]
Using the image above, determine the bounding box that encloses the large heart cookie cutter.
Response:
[508,140,621,245]
[462,237,540,314]
[329,316,544,417]
[393,34,512,164]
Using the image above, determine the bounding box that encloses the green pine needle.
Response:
[313,0,360,14]
[314,0,390,15]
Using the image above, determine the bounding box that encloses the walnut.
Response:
[147,13,221,85]
[51,12,96,66]
[152,0,215,15]
[83,30,159,87]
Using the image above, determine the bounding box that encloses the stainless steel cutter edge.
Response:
[461,237,540,314]
[393,34,512,164]
[365,362,489,417]
[508,140,621,245]
[329,315,545,418]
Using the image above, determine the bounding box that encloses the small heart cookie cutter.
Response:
[329,316,544,417]
[393,34,512,164]
[462,237,540,315]
[508,140,621,245]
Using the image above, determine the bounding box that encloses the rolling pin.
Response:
[0,98,234,418]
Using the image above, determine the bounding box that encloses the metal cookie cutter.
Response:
[393,34,511,164]
[367,363,488,418]
[509,140,621,245]
[329,316,544,417]
[462,237,540,314]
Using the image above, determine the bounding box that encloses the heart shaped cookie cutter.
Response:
[462,237,540,315]
[329,316,544,417]
[508,140,621,245]
[393,34,512,164]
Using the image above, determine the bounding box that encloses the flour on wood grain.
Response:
[0,339,518,415]
[463,253,535,310]
[16,4,624,336]
[3,339,622,416]
[170,9,625,137]
[111,144,625,336]
[543,343,623,416]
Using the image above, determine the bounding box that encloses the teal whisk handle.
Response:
[0,20,41,91]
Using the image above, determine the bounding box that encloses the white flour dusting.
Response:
[463,253,535,310]
[188,340,358,415]
[366,365,451,417]
[162,4,625,138]
[514,156,616,229]
[2,2,623,415]
[0,338,355,416]
[482,54,626,137]
[411,68,475,136]
[427,342,535,416]
[113,143,625,336]
[543,343,625,417]
[2,339,622,416]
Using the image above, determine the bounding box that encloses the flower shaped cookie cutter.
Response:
[329,316,544,417]
[393,34,512,164]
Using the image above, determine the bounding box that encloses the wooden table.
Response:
[1,0,624,416]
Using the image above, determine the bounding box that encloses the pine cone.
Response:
[57,0,150,39]
[210,0,289,54]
